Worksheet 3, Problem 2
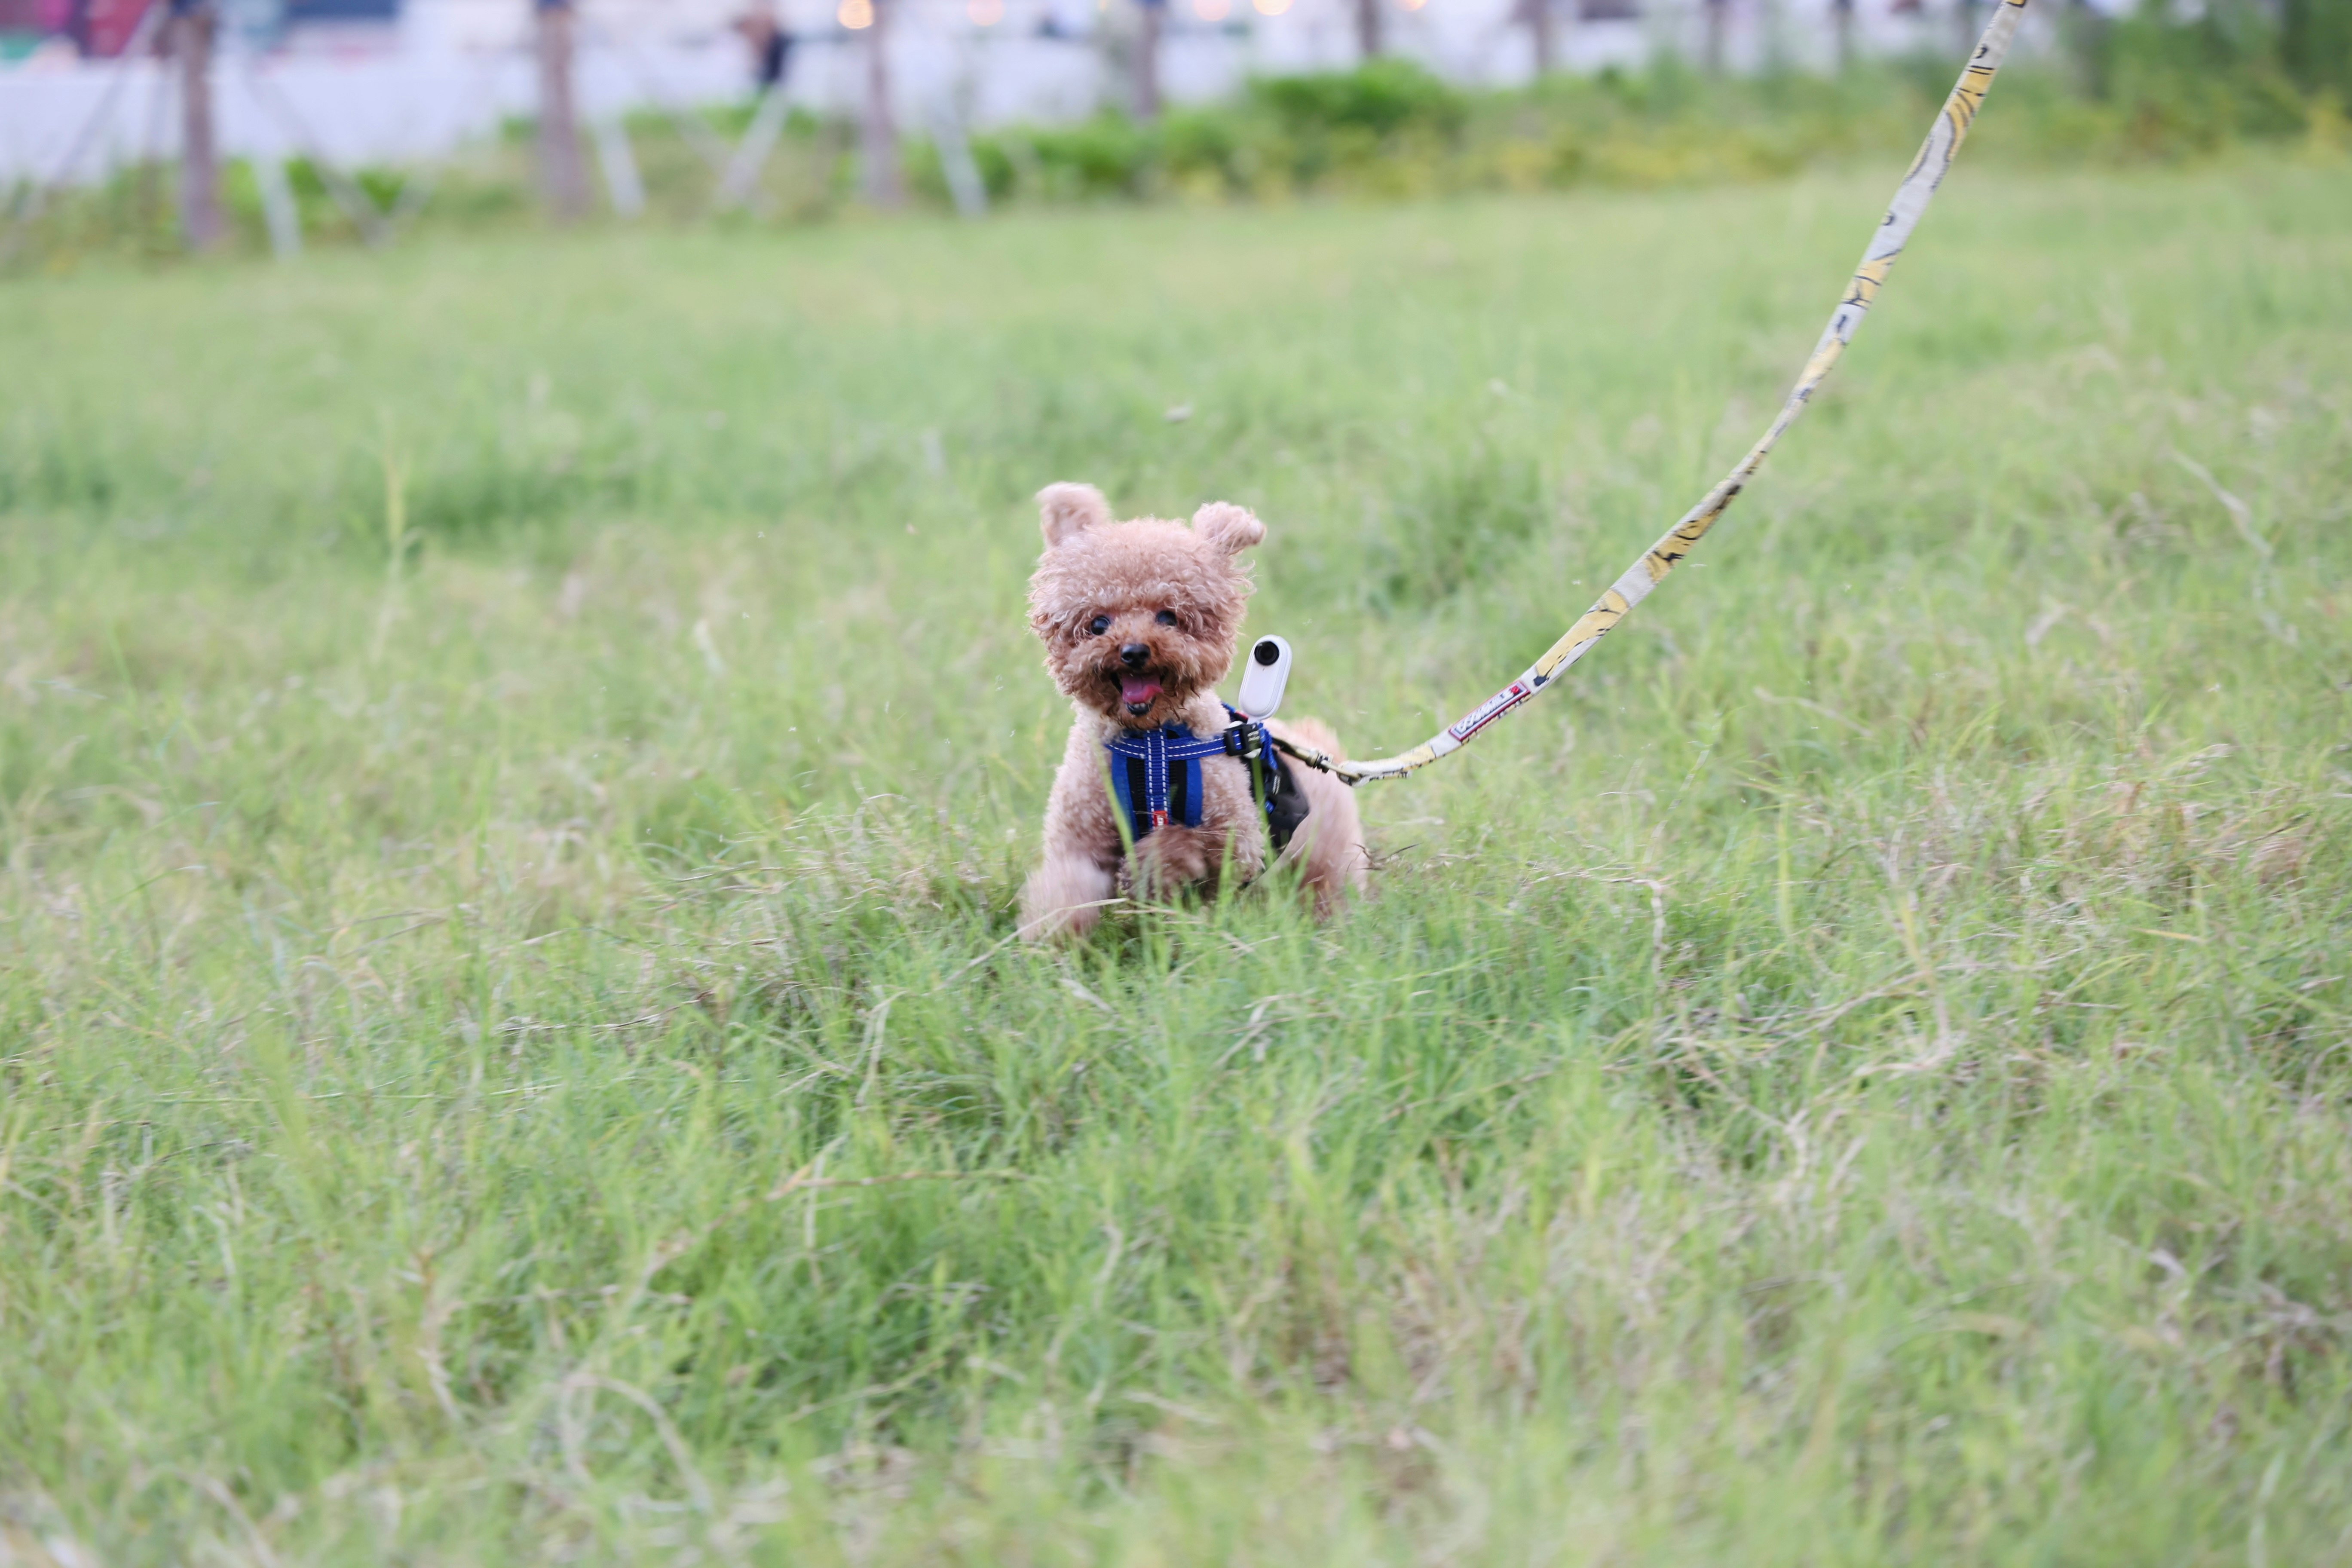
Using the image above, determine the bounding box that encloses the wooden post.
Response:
[1354,0,1382,58]
[713,86,789,213]
[534,0,591,220]
[592,116,646,217]
[1132,0,1163,120]
[254,150,302,256]
[170,0,223,250]
[1525,0,1556,74]
[860,0,902,206]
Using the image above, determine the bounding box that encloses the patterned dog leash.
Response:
[1275,0,2034,785]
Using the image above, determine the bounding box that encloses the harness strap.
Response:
[1104,709,1305,852]
[1106,723,1228,840]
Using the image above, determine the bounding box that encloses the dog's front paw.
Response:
[1019,856,1115,942]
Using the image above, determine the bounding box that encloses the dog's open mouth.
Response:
[1115,674,1163,718]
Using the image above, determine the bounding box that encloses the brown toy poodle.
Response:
[1017,482,1367,940]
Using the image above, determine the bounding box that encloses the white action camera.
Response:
[1234,635,1292,720]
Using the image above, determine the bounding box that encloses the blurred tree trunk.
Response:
[1702,0,1727,72]
[861,0,903,205]
[534,0,591,220]
[1525,0,1556,74]
[170,0,223,250]
[1833,0,1854,70]
[1354,0,1382,58]
[1132,0,1163,121]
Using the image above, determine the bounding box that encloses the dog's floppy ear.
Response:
[1191,501,1265,556]
[1037,483,1111,549]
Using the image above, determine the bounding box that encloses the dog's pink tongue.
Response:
[1120,677,1162,707]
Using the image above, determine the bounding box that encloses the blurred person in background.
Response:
[734,0,793,92]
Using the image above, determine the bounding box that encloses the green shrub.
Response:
[2281,0,2352,98]
[980,110,1160,200]
[1246,54,1470,141]
[909,34,2336,218]
[2081,1,2315,156]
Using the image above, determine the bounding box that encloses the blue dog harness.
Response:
[1105,707,1303,849]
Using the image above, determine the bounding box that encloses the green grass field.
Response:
[4,150,2351,1564]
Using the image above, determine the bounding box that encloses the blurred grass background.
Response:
[3,147,2351,1561]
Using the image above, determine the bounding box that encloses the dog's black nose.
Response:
[1120,643,1149,668]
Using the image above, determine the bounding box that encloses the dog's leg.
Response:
[1269,717,1369,916]
[1020,852,1115,941]
[1294,794,1369,916]
[1022,725,1123,941]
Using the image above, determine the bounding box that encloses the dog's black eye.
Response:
[1087,615,1111,636]
[1155,609,1179,627]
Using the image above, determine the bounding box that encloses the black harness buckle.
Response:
[1222,711,1309,853]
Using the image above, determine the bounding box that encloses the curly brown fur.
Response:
[1018,482,1368,940]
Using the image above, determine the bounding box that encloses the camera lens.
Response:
[1254,640,1280,666]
